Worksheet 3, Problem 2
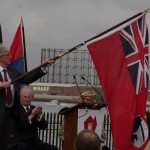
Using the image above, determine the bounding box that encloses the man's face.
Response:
[0,50,11,66]
[20,89,34,107]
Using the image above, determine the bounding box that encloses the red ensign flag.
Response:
[87,14,150,150]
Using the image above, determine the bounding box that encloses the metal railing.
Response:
[38,112,64,150]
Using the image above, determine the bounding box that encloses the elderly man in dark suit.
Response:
[0,44,54,150]
[8,86,58,150]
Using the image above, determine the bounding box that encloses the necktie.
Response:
[3,69,13,105]
[26,107,30,116]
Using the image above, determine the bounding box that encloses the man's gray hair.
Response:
[0,44,10,57]
[20,85,34,97]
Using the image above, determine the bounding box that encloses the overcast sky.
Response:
[0,0,150,70]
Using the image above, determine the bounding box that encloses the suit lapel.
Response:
[7,68,15,80]
[0,72,3,82]
[7,67,18,92]
[21,105,33,116]
[20,105,26,114]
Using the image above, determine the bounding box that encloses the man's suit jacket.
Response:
[0,66,46,137]
[8,104,48,148]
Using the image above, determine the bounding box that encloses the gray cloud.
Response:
[0,0,150,69]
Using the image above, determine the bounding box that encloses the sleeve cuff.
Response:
[41,68,47,73]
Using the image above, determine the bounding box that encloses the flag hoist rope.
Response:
[11,8,150,84]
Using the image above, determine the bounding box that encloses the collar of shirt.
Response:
[0,66,4,72]
[0,66,11,81]
[22,105,31,111]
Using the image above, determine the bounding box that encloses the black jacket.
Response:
[8,104,48,148]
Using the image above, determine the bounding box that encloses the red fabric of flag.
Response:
[10,23,26,73]
[87,14,149,150]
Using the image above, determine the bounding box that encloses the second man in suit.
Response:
[8,86,58,150]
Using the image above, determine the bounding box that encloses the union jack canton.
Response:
[119,15,149,95]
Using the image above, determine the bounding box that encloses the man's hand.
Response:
[43,58,55,70]
[0,81,11,89]
[28,105,42,120]
[34,105,42,118]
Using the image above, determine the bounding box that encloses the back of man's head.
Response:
[74,130,101,150]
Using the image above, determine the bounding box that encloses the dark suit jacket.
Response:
[0,66,46,149]
[8,104,48,148]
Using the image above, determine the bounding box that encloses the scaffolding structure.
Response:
[40,48,100,87]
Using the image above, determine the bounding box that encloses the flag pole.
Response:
[21,16,28,73]
[11,8,149,84]
[84,8,150,44]
[0,24,3,44]
[51,8,150,60]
